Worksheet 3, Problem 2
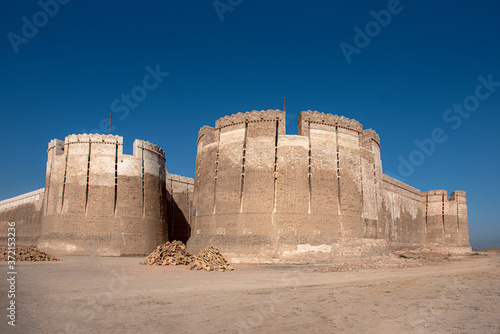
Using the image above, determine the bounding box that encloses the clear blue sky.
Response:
[1,1,499,248]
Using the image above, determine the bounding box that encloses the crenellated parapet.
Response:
[298,110,363,133]
[425,189,447,197]
[362,129,381,148]
[449,190,466,200]
[197,125,216,146]
[47,139,64,155]
[133,139,165,159]
[64,133,124,145]
[215,109,285,129]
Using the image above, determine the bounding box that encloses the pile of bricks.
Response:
[190,246,234,271]
[141,241,195,265]
[141,242,234,271]
[0,247,60,261]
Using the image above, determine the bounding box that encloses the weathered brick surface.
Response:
[243,121,276,215]
[166,173,194,244]
[0,189,44,246]
[380,175,425,246]
[35,135,169,255]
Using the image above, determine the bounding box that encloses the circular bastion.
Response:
[188,109,386,263]
[39,134,168,256]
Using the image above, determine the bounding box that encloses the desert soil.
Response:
[1,251,499,333]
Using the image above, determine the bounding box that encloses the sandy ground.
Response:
[1,251,499,333]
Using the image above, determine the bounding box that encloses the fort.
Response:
[0,109,470,262]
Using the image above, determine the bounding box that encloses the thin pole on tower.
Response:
[109,113,111,135]
[283,97,286,113]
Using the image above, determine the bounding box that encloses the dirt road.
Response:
[1,251,499,333]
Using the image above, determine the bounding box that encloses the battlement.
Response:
[362,129,381,148]
[197,125,216,145]
[215,109,285,129]
[133,139,165,159]
[450,190,467,199]
[425,189,466,201]
[47,139,64,155]
[47,134,164,160]
[425,190,448,197]
[298,110,363,133]
[64,134,124,145]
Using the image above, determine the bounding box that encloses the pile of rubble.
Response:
[0,247,60,261]
[141,241,194,265]
[141,242,234,271]
[190,246,234,271]
[313,254,427,273]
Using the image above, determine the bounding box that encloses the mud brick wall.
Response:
[166,173,194,244]
[380,175,425,246]
[0,189,45,246]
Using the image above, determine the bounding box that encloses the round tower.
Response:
[188,110,387,263]
[39,134,167,256]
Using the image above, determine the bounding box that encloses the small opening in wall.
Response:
[336,126,341,213]
[60,143,69,212]
[308,121,312,214]
[275,120,279,145]
[442,194,445,233]
[273,120,279,213]
[141,146,145,218]
[114,143,118,216]
[84,143,91,214]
